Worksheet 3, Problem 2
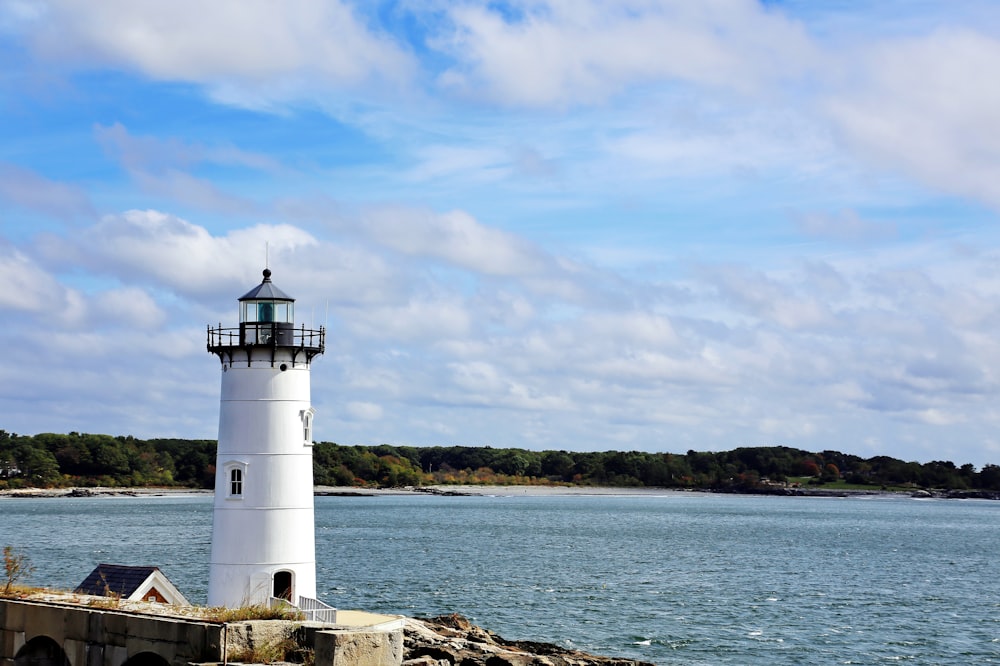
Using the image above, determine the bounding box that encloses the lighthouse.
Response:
[206,268,325,608]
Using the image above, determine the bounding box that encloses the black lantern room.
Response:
[207,269,324,366]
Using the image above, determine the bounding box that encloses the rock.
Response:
[402,657,448,666]
[404,615,654,666]
[315,627,403,666]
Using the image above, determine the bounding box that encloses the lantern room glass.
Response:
[241,300,293,324]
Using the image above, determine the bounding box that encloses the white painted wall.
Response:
[208,347,318,607]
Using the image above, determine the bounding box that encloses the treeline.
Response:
[0,431,215,489]
[313,443,1000,491]
[3,430,1000,492]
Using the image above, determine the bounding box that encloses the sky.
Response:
[3,1,1000,467]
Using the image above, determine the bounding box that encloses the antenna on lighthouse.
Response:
[265,241,270,269]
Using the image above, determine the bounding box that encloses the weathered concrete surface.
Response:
[225,619,299,657]
[315,628,403,666]
[1,599,407,666]
[0,599,223,666]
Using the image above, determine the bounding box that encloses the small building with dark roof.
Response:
[75,564,190,606]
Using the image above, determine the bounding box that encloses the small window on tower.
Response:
[301,408,315,446]
[230,468,243,497]
[225,461,248,499]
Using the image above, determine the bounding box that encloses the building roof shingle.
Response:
[75,564,160,597]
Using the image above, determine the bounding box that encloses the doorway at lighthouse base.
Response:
[245,569,295,605]
[273,570,293,601]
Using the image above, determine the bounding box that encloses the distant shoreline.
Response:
[0,487,214,498]
[2,484,996,500]
[0,485,680,499]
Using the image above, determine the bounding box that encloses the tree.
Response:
[980,465,1000,490]
[14,445,60,487]
[541,451,575,480]
[3,546,34,594]
[799,459,821,477]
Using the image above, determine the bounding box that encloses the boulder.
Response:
[404,614,654,666]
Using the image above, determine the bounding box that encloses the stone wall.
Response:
[1,598,405,666]
[0,599,223,666]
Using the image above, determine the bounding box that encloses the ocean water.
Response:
[2,491,1000,665]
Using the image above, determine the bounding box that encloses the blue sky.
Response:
[3,0,1000,467]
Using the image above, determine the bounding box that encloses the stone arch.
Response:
[120,652,170,666]
[14,636,70,666]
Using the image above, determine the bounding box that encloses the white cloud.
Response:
[915,408,962,426]
[95,122,282,173]
[345,401,384,421]
[133,170,256,214]
[93,286,166,329]
[94,123,271,213]
[435,0,817,106]
[20,0,416,105]
[345,297,473,342]
[405,145,510,184]
[361,207,551,277]
[446,360,571,411]
[41,210,318,297]
[9,207,1000,463]
[0,245,86,322]
[0,163,93,219]
[827,28,1000,210]
[794,209,898,243]
[705,265,838,330]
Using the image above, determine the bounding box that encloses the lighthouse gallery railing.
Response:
[207,323,325,366]
[207,324,324,352]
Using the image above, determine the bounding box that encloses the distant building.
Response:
[75,564,189,605]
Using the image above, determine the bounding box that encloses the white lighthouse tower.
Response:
[206,268,325,608]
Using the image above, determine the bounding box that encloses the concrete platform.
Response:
[330,611,405,632]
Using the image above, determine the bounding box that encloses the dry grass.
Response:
[1,587,306,625]
[0,584,47,599]
[202,603,305,623]
[228,636,303,664]
[86,595,123,610]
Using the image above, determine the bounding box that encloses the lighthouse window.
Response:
[224,461,248,499]
[257,302,274,322]
[301,408,315,446]
[242,301,292,323]
[275,302,291,322]
[229,468,243,497]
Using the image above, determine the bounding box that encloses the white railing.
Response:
[297,595,338,624]
[267,595,338,624]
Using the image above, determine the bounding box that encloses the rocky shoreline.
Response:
[405,614,652,666]
[722,486,1000,500]
[0,487,214,498]
[2,589,649,666]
